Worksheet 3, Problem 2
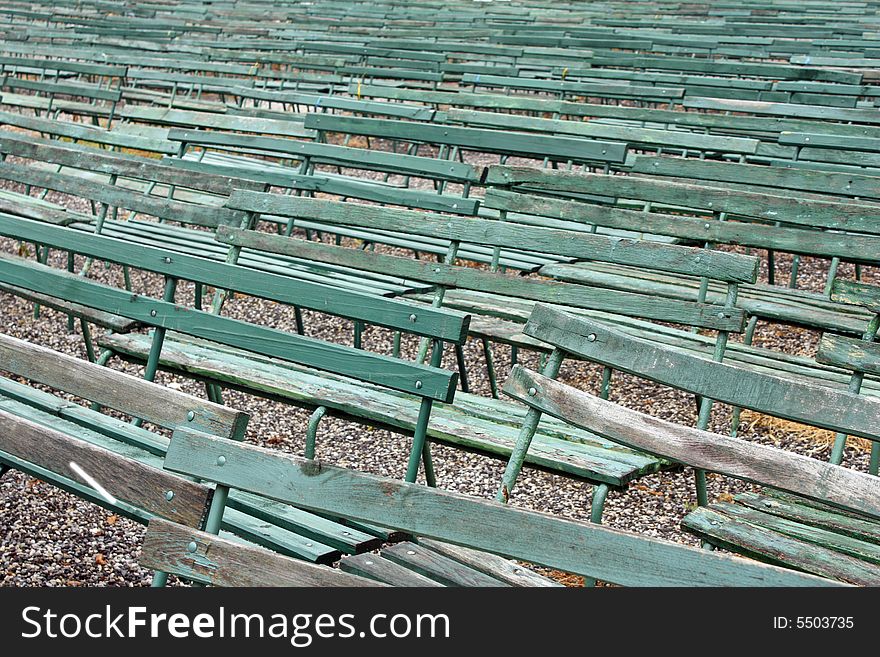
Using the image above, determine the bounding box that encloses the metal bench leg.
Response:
[482,338,499,399]
[871,442,879,476]
[422,443,437,488]
[304,406,327,460]
[80,319,96,363]
[584,484,611,587]
[454,343,470,393]
[729,315,759,437]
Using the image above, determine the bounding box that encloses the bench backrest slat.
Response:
[303,114,628,163]
[0,332,248,439]
[161,428,834,587]
[226,192,758,284]
[502,366,880,521]
[523,304,880,443]
[0,410,214,528]
[0,214,468,344]
[0,250,458,403]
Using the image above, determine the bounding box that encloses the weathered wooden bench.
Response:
[0,213,470,486]
[485,164,880,337]
[500,303,880,585]
[139,427,834,587]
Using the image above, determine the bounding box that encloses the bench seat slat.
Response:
[340,553,443,587]
[99,331,663,487]
[381,542,510,587]
[141,519,375,587]
[682,507,880,586]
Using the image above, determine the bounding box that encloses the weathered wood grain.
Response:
[162,429,839,586]
[418,539,562,587]
[503,366,880,520]
[0,409,213,527]
[340,553,443,587]
[0,332,248,439]
[0,214,469,344]
[141,519,380,587]
[521,304,880,442]
[216,227,744,331]
[817,333,880,375]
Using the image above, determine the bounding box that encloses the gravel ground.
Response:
[0,131,876,587]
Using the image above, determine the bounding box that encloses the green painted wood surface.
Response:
[486,165,880,236]
[226,192,756,285]
[169,128,479,182]
[683,507,880,586]
[381,542,509,586]
[0,132,264,195]
[0,214,470,343]
[303,114,628,163]
[817,334,880,375]
[161,429,839,587]
[0,162,245,228]
[487,188,880,261]
[0,332,248,439]
[503,366,880,520]
[0,254,458,402]
[521,304,880,443]
[141,519,379,587]
[444,108,760,154]
[216,227,744,331]
[340,553,443,586]
[831,279,880,313]
[101,332,661,486]
[629,155,880,200]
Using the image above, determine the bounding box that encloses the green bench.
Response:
[501,303,880,585]
[139,427,834,587]
[484,164,880,337]
[0,331,392,568]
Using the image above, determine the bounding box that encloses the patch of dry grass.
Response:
[739,409,872,454]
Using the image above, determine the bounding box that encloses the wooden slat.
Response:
[0,332,248,439]
[340,553,443,587]
[225,193,758,284]
[520,304,880,444]
[683,507,880,586]
[140,519,380,587]
[0,214,470,344]
[0,254,458,402]
[418,539,561,587]
[381,542,509,586]
[216,228,745,332]
[830,279,880,313]
[161,429,839,587]
[303,114,628,163]
[503,366,880,520]
[0,409,213,527]
[817,333,880,375]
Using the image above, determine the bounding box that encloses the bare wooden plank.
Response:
[141,519,381,587]
[382,542,509,586]
[520,304,880,444]
[340,553,443,587]
[0,409,213,527]
[0,332,248,440]
[162,429,839,587]
[418,538,561,587]
[502,366,880,520]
